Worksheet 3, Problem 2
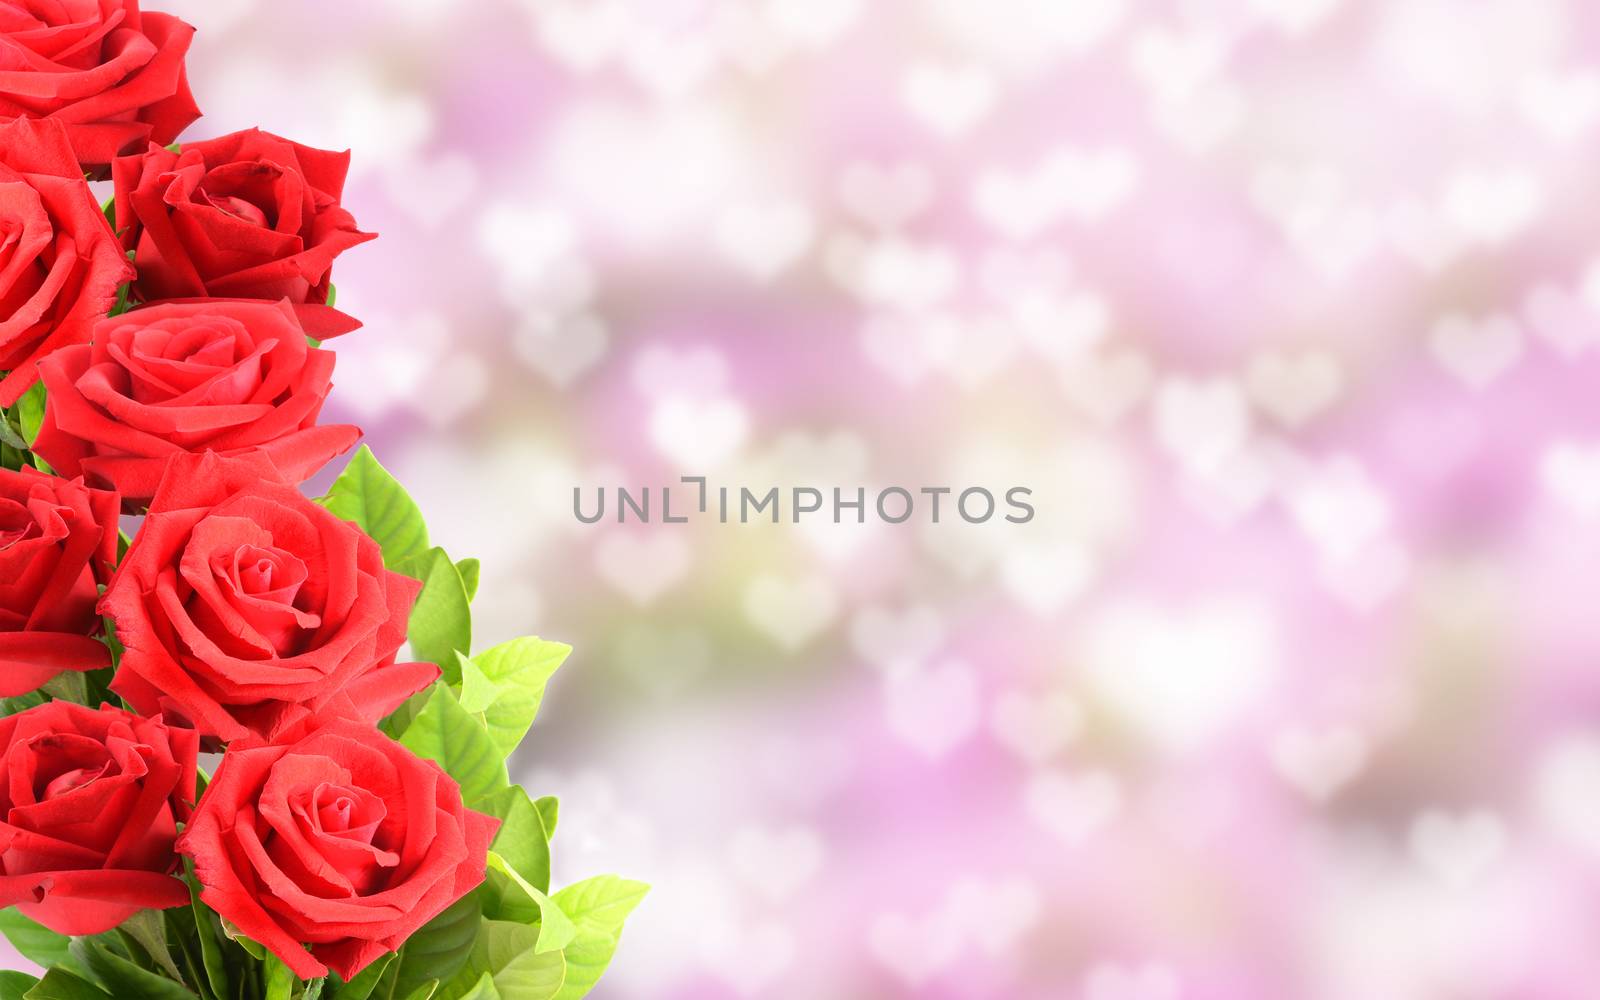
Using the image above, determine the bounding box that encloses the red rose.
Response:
[0,701,196,935]
[0,0,199,175]
[179,718,496,980]
[111,129,375,339]
[0,466,118,695]
[102,450,437,743]
[32,299,361,508]
[0,116,133,406]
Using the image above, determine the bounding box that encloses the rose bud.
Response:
[33,299,361,509]
[0,467,119,695]
[180,718,497,980]
[102,450,437,743]
[0,701,197,934]
[0,1,199,176]
[0,117,134,407]
[110,129,375,339]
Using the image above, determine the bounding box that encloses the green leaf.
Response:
[321,446,430,570]
[478,786,551,895]
[549,877,649,1000]
[455,559,480,602]
[484,853,574,954]
[436,922,563,1000]
[39,671,88,705]
[69,937,194,999]
[264,953,295,1000]
[534,798,559,841]
[182,867,229,1000]
[0,691,47,719]
[0,971,37,999]
[303,979,327,1000]
[328,953,392,1000]
[456,654,496,715]
[117,910,183,982]
[398,685,506,804]
[397,549,472,678]
[220,919,265,960]
[22,969,108,1000]
[380,688,431,740]
[467,638,570,757]
[0,414,25,451]
[16,381,45,447]
[0,909,71,968]
[381,893,480,1000]
[399,984,437,1000]
[454,975,500,1000]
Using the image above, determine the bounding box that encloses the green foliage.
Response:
[397,548,472,677]
[534,799,559,840]
[456,640,568,756]
[435,922,563,1000]
[479,787,552,896]
[398,685,507,804]
[69,936,192,999]
[0,972,37,1000]
[482,855,573,954]
[264,954,295,1000]
[327,954,392,1000]
[23,969,108,1000]
[548,879,648,1000]
[321,447,430,570]
[376,894,481,1000]
[16,381,45,448]
[455,560,481,601]
[0,910,72,969]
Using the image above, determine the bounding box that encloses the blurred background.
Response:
[56,0,1600,996]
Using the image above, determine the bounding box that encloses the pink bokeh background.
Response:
[15,0,1600,996]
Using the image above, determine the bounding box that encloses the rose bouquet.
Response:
[0,3,644,998]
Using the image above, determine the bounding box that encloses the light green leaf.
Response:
[0,909,71,968]
[397,549,472,679]
[456,654,496,715]
[264,953,295,1000]
[478,786,551,895]
[534,798,559,841]
[456,559,481,602]
[400,984,437,1000]
[16,381,45,446]
[549,877,649,1000]
[436,922,564,1000]
[380,687,430,741]
[321,446,430,570]
[398,685,507,803]
[455,975,500,1000]
[485,853,574,954]
[381,893,481,1000]
[468,638,570,756]
[22,969,108,1000]
[303,979,327,1000]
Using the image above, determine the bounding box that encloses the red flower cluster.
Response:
[0,3,496,981]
